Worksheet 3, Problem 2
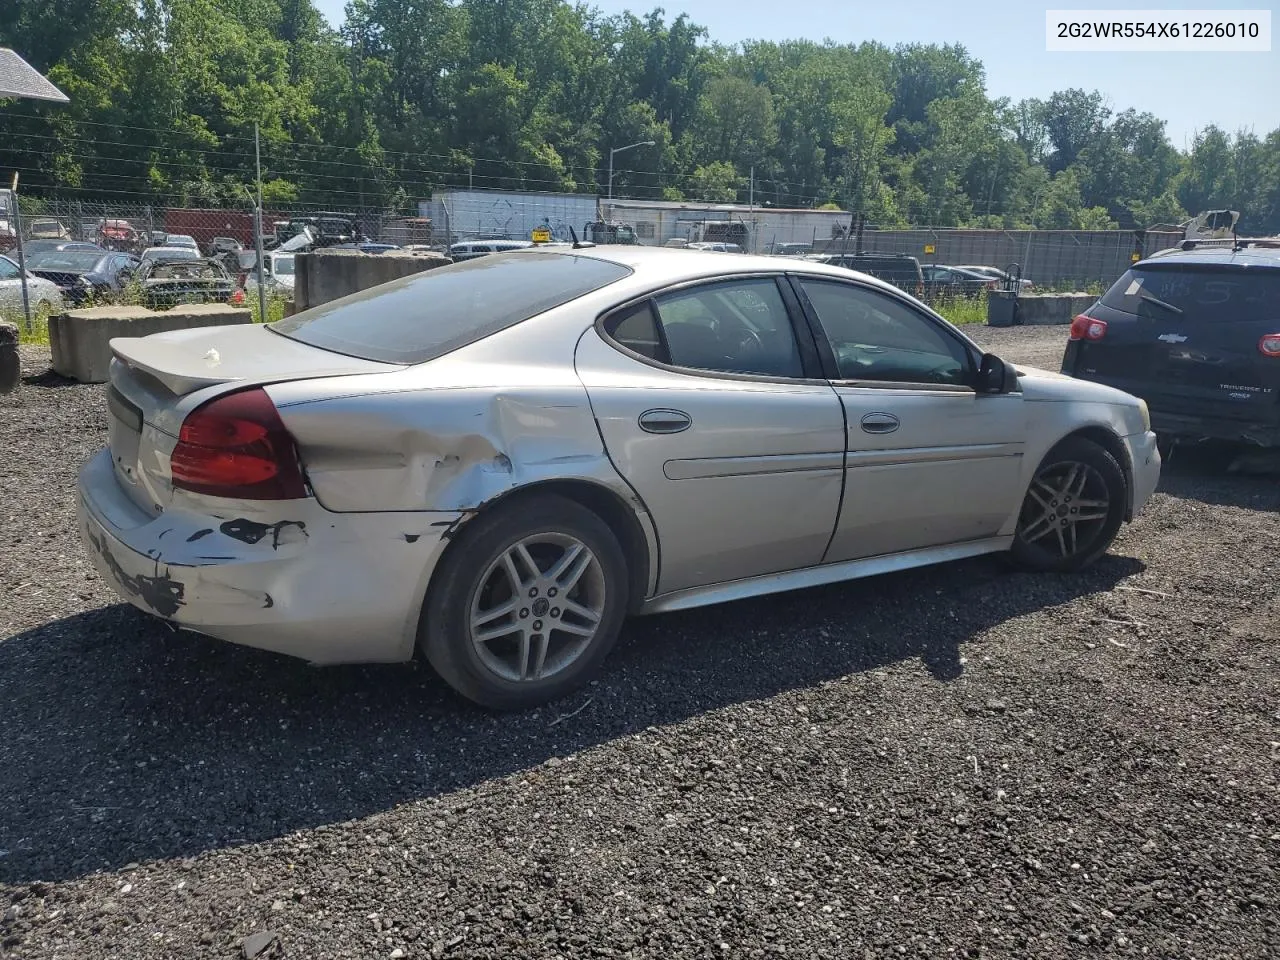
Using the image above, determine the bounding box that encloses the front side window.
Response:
[799,279,970,386]
[651,277,805,378]
[0,258,20,280]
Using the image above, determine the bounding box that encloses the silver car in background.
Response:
[77,247,1160,709]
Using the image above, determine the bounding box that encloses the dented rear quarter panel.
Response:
[264,291,651,516]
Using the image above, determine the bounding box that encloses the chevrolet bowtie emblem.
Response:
[1157,333,1188,343]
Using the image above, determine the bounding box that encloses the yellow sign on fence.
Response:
[1131,252,1141,262]
[531,228,552,243]
[923,243,935,255]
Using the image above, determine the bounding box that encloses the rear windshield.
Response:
[1101,265,1280,323]
[29,252,102,271]
[270,251,632,364]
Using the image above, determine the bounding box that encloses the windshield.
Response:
[273,255,295,275]
[1101,265,1280,322]
[28,252,103,271]
[271,252,632,364]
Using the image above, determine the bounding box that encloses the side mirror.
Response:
[977,352,1017,394]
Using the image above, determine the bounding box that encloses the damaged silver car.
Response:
[78,246,1161,709]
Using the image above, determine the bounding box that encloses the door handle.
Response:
[860,412,900,434]
[638,408,692,434]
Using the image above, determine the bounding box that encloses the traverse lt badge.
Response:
[1157,333,1187,343]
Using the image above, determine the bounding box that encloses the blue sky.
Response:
[311,0,1279,148]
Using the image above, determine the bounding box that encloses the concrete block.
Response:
[49,304,252,384]
[0,322,18,395]
[295,249,451,312]
[1006,293,1098,326]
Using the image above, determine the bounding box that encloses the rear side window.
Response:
[270,252,632,364]
[1101,266,1280,323]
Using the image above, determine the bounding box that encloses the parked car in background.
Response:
[766,241,812,257]
[97,219,143,253]
[448,239,533,262]
[136,256,236,310]
[807,252,925,297]
[141,246,202,263]
[243,251,296,298]
[26,218,71,241]
[161,234,200,251]
[921,264,1000,298]
[954,265,1036,293]
[0,254,66,315]
[26,250,140,305]
[1061,242,1280,449]
[79,246,1159,710]
[210,237,243,256]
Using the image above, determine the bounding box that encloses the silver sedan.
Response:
[78,246,1161,709]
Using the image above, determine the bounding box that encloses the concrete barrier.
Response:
[294,249,451,312]
[990,293,1097,326]
[49,304,252,384]
[0,322,18,395]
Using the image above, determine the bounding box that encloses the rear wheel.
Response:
[421,494,629,711]
[1011,437,1127,573]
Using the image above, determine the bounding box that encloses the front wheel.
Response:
[1011,437,1127,573]
[421,494,630,711]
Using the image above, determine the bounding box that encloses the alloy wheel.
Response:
[1017,461,1112,559]
[467,533,607,684]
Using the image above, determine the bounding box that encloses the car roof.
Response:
[517,244,916,297]
[1141,244,1280,269]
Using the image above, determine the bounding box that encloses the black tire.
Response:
[420,493,630,711]
[1010,436,1127,573]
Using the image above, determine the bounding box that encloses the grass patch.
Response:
[931,296,988,326]
[1,305,53,345]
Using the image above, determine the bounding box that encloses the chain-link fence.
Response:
[3,196,1183,293]
[813,228,1183,291]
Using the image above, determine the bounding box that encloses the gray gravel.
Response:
[2,331,1279,959]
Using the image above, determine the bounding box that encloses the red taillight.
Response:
[170,387,308,500]
[231,288,245,305]
[1069,314,1107,341]
[1259,334,1280,357]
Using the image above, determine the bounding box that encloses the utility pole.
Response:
[254,123,267,323]
[607,140,655,201]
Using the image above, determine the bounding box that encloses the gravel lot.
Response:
[2,328,1277,959]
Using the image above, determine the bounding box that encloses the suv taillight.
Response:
[1069,314,1107,341]
[1259,334,1280,357]
[170,387,308,500]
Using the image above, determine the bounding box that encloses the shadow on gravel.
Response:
[1157,441,1280,512]
[0,552,1142,883]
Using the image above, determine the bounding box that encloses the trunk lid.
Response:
[1072,262,1280,422]
[106,324,400,514]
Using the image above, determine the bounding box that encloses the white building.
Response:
[598,198,853,252]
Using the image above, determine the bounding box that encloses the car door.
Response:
[575,274,846,596]
[789,274,1027,562]
[0,256,24,310]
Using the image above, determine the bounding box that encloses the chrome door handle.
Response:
[860,412,900,434]
[638,408,692,434]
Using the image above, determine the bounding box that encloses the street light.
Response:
[607,140,655,201]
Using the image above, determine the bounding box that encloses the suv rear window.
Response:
[270,252,632,364]
[1101,265,1280,323]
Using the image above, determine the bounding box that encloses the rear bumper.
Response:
[1149,410,1280,448]
[77,448,465,665]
